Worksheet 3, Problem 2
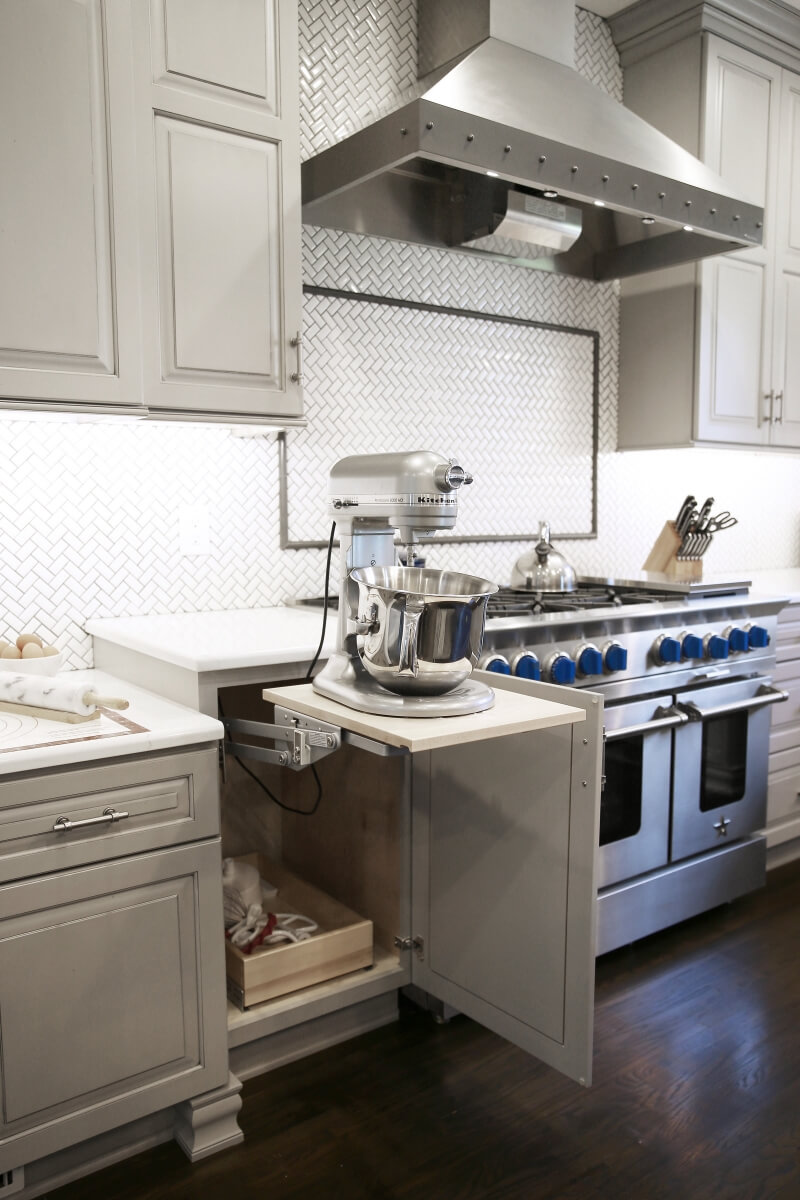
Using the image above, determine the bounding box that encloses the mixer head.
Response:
[328,450,473,545]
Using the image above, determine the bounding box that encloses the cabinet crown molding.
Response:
[609,0,800,71]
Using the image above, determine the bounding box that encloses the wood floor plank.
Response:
[48,861,800,1200]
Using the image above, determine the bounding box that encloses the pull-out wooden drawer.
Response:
[0,747,219,883]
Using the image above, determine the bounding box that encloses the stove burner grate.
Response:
[484,588,642,619]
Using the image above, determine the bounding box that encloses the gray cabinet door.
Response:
[133,0,304,420]
[0,0,142,413]
[0,839,228,1173]
[410,678,602,1086]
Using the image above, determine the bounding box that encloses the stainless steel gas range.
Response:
[477,574,788,954]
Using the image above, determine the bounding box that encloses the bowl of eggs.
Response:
[0,633,64,675]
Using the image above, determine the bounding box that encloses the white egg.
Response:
[21,642,45,658]
[16,633,44,650]
[42,645,60,657]
[1,645,22,659]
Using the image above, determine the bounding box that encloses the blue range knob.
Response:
[681,633,704,660]
[655,635,681,664]
[747,624,770,649]
[549,653,577,685]
[577,645,603,676]
[727,627,749,653]
[480,653,511,674]
[512,651,540,681]
[604,642,628,672]
[706,634,729,660]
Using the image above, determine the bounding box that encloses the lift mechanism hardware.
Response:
[223,705,409,768]
[224,707,342,770]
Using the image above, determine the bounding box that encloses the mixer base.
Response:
[313,674,496,717]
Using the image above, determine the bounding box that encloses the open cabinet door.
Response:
[410,675,603,1085]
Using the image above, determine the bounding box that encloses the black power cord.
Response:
[216,519,338,818]
[305,520,337,680]
[218,695,323,817]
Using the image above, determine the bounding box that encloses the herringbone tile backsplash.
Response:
[2,3,798,668]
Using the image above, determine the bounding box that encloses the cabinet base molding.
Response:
[7,1110,174,1200]
[172,1071,244,1163]
[229,992,399,1082]
[767,836,800,869]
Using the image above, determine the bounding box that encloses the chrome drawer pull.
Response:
[53,807,129,833]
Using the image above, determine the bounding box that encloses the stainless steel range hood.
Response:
[301,0,764,281]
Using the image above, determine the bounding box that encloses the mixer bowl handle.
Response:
[398,598,424,677]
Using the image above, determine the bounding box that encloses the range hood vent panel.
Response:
[301,8,764,280]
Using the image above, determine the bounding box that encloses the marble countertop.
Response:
[0,669,223,776]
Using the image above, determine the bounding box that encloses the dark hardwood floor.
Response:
[51,862,800,1200]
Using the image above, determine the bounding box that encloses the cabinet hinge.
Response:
[394,934,424,959]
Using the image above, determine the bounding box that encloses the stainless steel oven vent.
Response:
[301,0,764,281]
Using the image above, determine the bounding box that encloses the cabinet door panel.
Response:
[156,117,280,384]
[0,841,228,1171]
[157,0,277,109]
[134,0,302,420]
[771,271,800,446]
[696,256,769,443]
[710,54,775,209]
[0,887,193,1122]
[772,74,800,448]
[0,0,140,409]
[411,679,602,1086]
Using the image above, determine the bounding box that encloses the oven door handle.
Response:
[678,684,789,723]
[604,704,689,742]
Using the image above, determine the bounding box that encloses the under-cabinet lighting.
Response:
[683,224,694,232]
[486,169,499,177]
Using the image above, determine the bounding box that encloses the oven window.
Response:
[600,736,644,845]
[699,711,748,811]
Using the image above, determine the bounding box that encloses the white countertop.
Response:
[0,670,223,776]
[85,607,334,671]
[744,569,800,604]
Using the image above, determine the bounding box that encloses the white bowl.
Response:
[0,652,64,675]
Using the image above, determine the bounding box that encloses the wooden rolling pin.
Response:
[0,671,129,723]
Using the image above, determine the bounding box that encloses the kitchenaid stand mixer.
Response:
[312,451,497,717]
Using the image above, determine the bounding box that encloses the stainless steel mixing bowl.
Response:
[350,566,498,696]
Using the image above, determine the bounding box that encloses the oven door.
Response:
[599,697,688,889]
[671,677,788,861]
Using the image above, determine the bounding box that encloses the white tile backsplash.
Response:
[2,2,798,667]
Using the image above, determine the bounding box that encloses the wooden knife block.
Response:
[643,521,703,580]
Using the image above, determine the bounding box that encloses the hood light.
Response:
[683,224,694,232]
[543,189,558,199]
[642,216,655,225]
[486,169,499,177]
[593,199,605,207]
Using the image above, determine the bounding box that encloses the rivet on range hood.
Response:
[301,0,764,281]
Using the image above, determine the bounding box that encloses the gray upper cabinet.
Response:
[0,0,303,423]
[615,18,800,451]
[132,0,303,421]
[0,1,143,415]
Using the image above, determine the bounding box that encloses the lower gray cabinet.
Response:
[0,839,228,1173]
